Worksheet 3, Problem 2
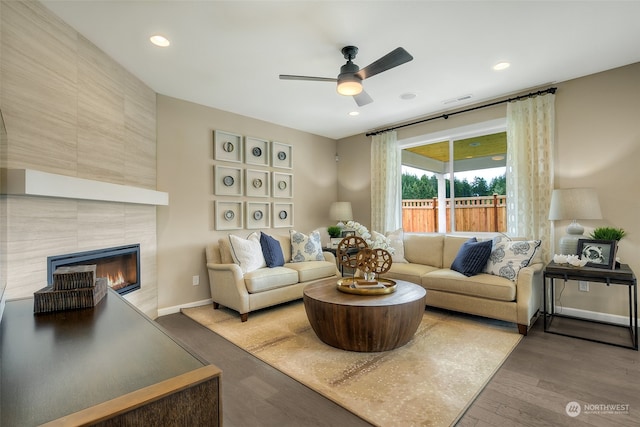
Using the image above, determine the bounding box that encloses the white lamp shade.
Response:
[548,188,602,221]
[329,201,353,222]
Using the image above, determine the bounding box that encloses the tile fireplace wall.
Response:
[0,1,159,317]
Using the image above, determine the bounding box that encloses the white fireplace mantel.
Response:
[0,168,169,206]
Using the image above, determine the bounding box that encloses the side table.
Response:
[543,262,637,350]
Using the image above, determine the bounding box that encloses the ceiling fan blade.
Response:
[356,47,413,80]
[353,90,373,107]
[279,74,337,82]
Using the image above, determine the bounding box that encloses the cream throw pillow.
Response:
[229,233,266,273]
[386,228,408,263]
[290,230,324,262]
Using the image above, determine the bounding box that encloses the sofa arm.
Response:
[206,262,251,315]
[515,262,544,328]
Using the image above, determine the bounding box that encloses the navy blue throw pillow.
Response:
[450,238,493,277]
[260,232,285,267]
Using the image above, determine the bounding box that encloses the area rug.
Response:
[182,301,521,427]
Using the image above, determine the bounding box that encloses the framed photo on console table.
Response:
[577,239,617,269]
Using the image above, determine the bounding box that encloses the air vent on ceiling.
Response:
[443,94,473,105]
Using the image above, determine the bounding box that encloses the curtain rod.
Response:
[365,87,557,137]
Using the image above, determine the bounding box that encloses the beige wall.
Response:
[0,1,158,317]
[156,95,337,311]
[337,62,640,318]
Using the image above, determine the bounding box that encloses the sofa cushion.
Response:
[229,233,266,273]
[290,230,324,262]
[260,232,285,267]
[385,263,440,284]
[403,234,444,267]
[450,238,493,277]
[284,261,336,282]
[244,267,299,293]
[484,236,541,281]
[443,235,478,267]
[386,228,407,263]
[423,269,516,302]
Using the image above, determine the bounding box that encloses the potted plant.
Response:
[327,226,342,238]
[327,226,343,248]
[590,227,625,268]
[590,227,626,241]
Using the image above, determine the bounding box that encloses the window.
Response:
[400,119,507,233]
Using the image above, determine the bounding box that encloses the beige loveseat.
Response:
[205,234,339,321]
[382,233,544,335]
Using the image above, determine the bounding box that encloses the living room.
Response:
[1,1,640,425]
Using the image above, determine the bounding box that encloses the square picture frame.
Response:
[272,172,293,198]
[271,141,292,169]
[341,230,356,238]
[213,130,243,163]
[245,169,270,197]
[577,239,617,269]
[245,137,270,166]
[246,202,270,229]
[215,201,243,230]
[272,202,293,228]
[214,165,243,196]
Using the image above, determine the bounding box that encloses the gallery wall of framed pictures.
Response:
[213,130,294,230]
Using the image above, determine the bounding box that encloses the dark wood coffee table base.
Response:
[303,278,426,352]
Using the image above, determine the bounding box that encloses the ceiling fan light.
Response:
[336,74,363,96]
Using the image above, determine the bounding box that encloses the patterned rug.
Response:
[182,301,521,427]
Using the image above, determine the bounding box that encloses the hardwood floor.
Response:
[156,310,640,427]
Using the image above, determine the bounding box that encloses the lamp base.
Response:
[559,221,585,255]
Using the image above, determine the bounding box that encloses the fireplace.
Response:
[47,244,140,295]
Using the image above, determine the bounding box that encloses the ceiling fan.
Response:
[279,46,413,107]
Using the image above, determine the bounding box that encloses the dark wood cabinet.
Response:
[1,290,221,426]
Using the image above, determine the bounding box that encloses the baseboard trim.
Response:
[157,298,212,317]
[554,306,630,326]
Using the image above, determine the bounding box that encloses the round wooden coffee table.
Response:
[303,278,426,352]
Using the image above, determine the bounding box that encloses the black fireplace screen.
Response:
[47,244,140,295]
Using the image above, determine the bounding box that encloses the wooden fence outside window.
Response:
[402,195,507,233]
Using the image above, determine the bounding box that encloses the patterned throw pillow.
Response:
[290,230,324,262]
[484,236,541,281]
[450,238,493,277]
[228,233,267,273]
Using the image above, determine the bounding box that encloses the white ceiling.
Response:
[41,1,640,140]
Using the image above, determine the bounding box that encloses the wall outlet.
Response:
[579,281,589,292]
[192,275,200,286]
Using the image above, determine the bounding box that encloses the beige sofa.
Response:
[205,234,339,321]
[382,233,543,335]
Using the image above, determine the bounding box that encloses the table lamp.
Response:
[329,201,353,228]
[548,188,602,255]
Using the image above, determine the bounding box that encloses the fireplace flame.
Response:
[107,270,127,289]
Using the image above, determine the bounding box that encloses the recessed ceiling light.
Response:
[150,35,170,47]
[493,62,510,71]
[400,92,417,100]
[348,111,360,116]
[492,155,505,161]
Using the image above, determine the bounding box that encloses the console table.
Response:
[0,290,221,426]
[543,262,637,350]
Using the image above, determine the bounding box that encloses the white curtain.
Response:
[506,93,555,261]
[370,131,401,233]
